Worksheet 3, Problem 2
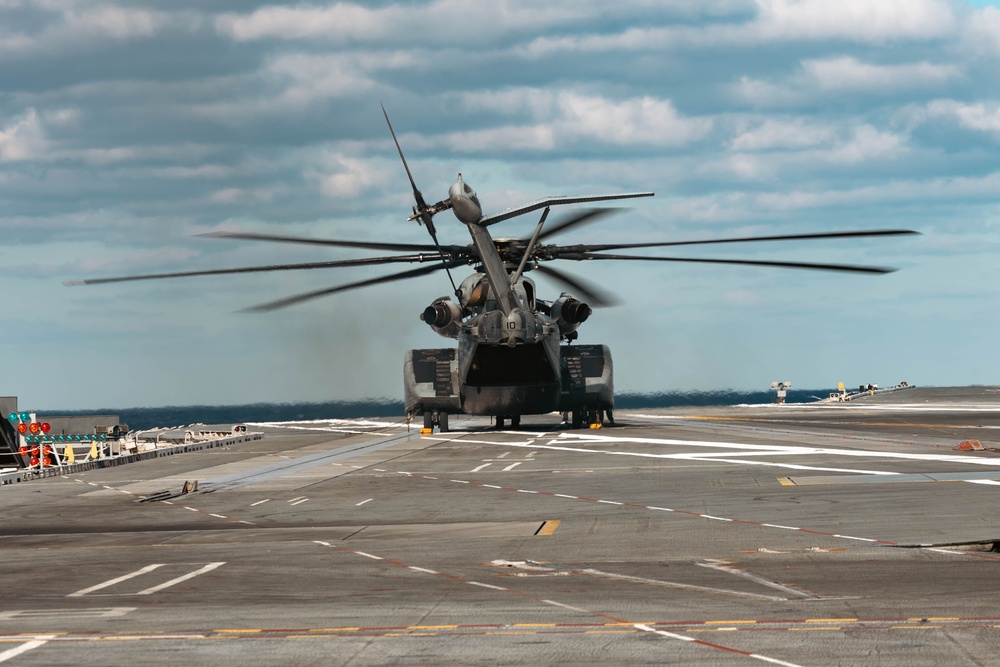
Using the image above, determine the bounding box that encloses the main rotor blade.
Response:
[533,264,621,307]
[535,208,618,242]
[479,192,653,227]
[242,258,469,313]
[197,230,461,254]
[547,229,919,255]
[64,254,447,286]
[381,103,429,213]
[558,252,898,274]
[381,104,458,294]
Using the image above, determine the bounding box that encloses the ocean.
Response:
[40,389,836,431]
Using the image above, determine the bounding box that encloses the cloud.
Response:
[0,108,47,161]
[800,57,961,92]
[215,1,586,44]
[519,0,957,57]
[924,99,1000,136]
[319,155,379,198]
[455,88,711,149]
[752,0,957,43]
[730,118,836,151]
[0,5,185,57]
[735,56,962,107]
[962,6,1000,55]
[556,92,712,146]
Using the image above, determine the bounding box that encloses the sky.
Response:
[1,0,999,410]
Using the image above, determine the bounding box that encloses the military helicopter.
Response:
[67,107,917,432]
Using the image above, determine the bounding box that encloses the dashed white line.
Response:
[356,498,373,506]
[541,599,588,613]
[209,514,226,519]
[135,562,226,596]
[68,564,165,597]
[409,566,438,574]
[289,498,309,506]
[597,500,623,505]
[750,655,806,667]
[451,480,469,484]
[0,635,56,664]
[502,462,523,471]
[635,624,695,642]
[517,489,538,494]
[468,581,507,591]
[250,499,270,507]
[352,551,383,560]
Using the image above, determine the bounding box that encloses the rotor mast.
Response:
[467,222,522,315]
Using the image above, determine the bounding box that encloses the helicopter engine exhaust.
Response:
[561,299,592,325]
[549,294,592,337]
[421,297,463,338]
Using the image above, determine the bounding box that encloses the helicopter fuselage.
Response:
[404,174,614,430]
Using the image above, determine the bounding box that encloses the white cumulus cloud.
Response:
[0,109,48,162]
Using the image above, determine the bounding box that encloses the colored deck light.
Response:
[40,422,50,433]
[28,422,39,434]
[19,411,29,422]
[29,457,39,466]
[18,446,27,456]
[8,412,17,423]
[17,423,27,434]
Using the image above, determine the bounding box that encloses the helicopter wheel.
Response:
[423,412,433,430]
[571,410,583,429]
[496,416,505,430]
[510,415,520,429]
[438,412,449,433]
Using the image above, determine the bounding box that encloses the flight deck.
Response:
[1,386,999,666]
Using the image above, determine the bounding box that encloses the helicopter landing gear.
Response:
[495,415,520,430]
[422,411,449,433]
[571,410,584,429]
